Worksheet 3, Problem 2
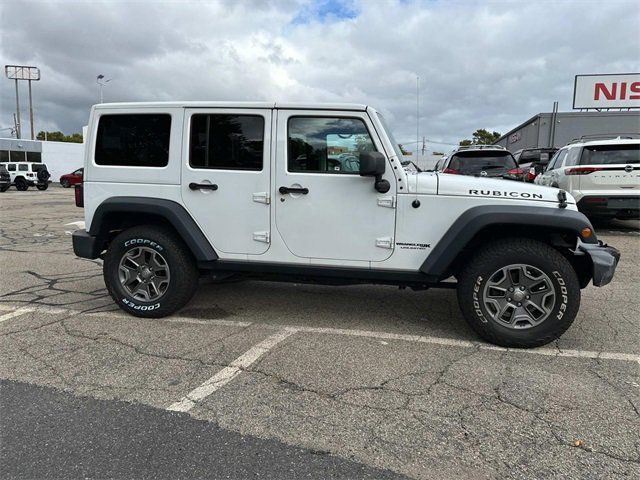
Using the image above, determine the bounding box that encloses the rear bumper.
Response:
[577,196,640,219]
[577,241,620,287]
[72,229,102,259]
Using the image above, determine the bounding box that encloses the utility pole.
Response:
[416,76,420,159]
[13,113,19,138]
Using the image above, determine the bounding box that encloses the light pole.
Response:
[96,74,111,103]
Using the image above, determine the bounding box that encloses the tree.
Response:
[36,131,83,143]
[459,129,501,146]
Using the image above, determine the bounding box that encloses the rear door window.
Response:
[95,114,171,167]
[189,114,264,171]
[580,144,640,165]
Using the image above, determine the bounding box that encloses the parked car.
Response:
[71,101,619,349]
[0,165,10,192]
[60,168,84,187]
[535,137,639,219]
[0,162,51,191]
[436,145,524,181]
[513,148,557,182]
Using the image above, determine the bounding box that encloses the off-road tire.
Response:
[0,185,9,192]
[36,183,49,191]
[60,179,70,188]
[14,178,28,191]
[457,238,580,348]
[104,225,199,318]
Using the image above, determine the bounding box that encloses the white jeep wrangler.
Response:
[72,102,619,348]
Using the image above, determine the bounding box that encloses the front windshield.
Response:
[376,112,404,159]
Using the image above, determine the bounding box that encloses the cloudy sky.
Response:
[1,0,638,150]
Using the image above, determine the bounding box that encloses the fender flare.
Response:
[89,197,218,261]
[419,205,596,279]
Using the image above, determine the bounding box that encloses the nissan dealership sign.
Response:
[573,73,640,109]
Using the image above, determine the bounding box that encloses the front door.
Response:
[182,108,272,255]
[275,110,396,262]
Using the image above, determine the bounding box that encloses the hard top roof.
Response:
[93,101,369,111]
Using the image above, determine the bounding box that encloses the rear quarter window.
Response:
[95,114,172,167]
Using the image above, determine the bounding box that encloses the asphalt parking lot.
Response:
[1,186,639,479]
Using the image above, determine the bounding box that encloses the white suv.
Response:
[535,137,640,220]
[0,162,51,191]
[72,102,619,348]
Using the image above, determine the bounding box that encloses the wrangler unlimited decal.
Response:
[469,189,544,199]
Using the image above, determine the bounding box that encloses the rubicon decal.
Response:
[469,189,543,199]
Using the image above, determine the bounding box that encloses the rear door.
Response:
[181,108,272,256]
[275,110,396,262]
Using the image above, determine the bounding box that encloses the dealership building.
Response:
[493,110,640,151]
[495,73,639,151]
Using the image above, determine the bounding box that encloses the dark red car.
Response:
[60,168,83,188]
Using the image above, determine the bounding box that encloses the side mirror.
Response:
[359,151,386,177]
[359,151,390,193]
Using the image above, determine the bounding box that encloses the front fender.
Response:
[419,205,596,279]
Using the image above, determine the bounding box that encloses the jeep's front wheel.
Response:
[104,225,199,318]
[457,238,580,348]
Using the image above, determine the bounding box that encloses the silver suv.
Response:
[535,137,640,219]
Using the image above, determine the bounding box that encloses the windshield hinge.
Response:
[377,196,396,208]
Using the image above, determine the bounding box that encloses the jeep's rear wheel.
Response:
[0,185,9,192]
[104,225,199,318]
[15,178,28,191]
[457,238,580,348]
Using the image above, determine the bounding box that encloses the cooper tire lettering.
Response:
[124,238,164,251]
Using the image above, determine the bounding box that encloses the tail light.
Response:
[566,167,603,175]
[443,168,459,174]
[526,167,536,182]
[74,184,84,207]
[507,168,523,176]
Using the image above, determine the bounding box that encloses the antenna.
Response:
[416,76,420,159]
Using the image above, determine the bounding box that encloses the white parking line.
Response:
[0,303,638,363]
[65,220,85,229]
[167,329,296,412]
[0,307,34,323]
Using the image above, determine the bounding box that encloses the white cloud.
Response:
[1,0,638,148]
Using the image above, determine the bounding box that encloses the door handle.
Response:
[279,186,309,195]
[189,182,218,191]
